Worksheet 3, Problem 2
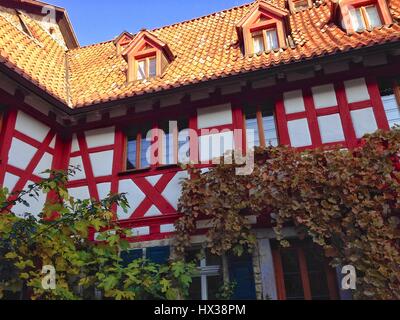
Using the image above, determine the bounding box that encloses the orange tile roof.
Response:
[1,0,400,108]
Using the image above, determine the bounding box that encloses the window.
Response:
[121,246,170,267]
[289,0,312,13]
[186,248,257,300]
[379,78,400,128]
[272,240,338,300]
[136,56,157,80]
[126,124,153,170]
[349,4,382,31]
[236,2,287,55]
[159,119,190,166]
[251,28,279,53]
[244,104,278,148]
[293,0,310,11]
[252,33,265,54]
[124,118,189,171]
[187,248,224,300]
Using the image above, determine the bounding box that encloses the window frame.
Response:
[243,105,278,148]
[123,117,190,173]
[136,55,157,80]
[187,248,226,301]
[340,0,392,34]
[124,126,153,171]
[272,241,339,300]
[251,28,279,53]
[349,4,382,31]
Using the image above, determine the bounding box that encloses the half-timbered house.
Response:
[0,0,400,300]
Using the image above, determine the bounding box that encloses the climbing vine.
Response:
[175,128,400,300]
[0,168,195,300]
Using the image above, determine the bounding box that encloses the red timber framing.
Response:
[1,60,399,242]
[0,90,66,208]
[275,76,389,150]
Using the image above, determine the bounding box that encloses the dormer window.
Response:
[121,30,174,82]
[236,0,289,55]
[349,4,382,31]
[338,0,392,33]
[137,56,157,80]
[288,0,312,13]
[252,29,279,53]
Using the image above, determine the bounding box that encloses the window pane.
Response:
[349,8,365,31]
[245,107,260,148]
[383,95,400,128]
[262,114,278,147]
[137,60,146,80]
[162,131,174,165]
[149,57,157,77]
[188,277,202,300]
[140,137,151,168]
[266,29,279,50]
[366,5,382,28]
[178,129,190,164]
[280,248,305,300]
[303,244,330,300]
[252,34,265,53]
[207,275,224,300]
[127,138,137,170]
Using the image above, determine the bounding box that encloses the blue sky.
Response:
[50,0,250,46]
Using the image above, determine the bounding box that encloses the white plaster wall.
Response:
[68,156,86,181]
[144,205,162,217]
[283,90,305,114]
[318,114,345,143]
[197,104,232,129]
[89,150,114,177]
[117,179,146,220]
[160,224,176,233]
[351,108,378,138]
[344,78,370,103]
[3,172,19,192]
[15,111,50,142]
[71,134,80,152]
[131,227,150,236]
[312,84,338,109]
[8,138,37,170]
[33,152,53,178]
[68,186,91,201]
[161,171,188,210]
[97,182,111,200]
[287,119,312,147]
[12,181,46,219]
[85,127,115,148]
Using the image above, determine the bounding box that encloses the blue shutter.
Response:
[229,254,257,300]
[146,246,170,264]
[120,249,143,267]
